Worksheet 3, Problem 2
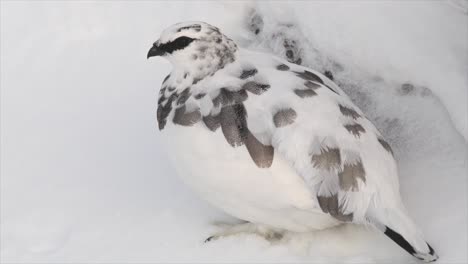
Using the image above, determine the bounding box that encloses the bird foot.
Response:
[204,222,284,243]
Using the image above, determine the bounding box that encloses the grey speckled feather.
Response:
[344,123,366,137]
[378,138,394,156]
[294,71,338,94]
[294,70,324,84]
[311,147,341,171]
[294,89,317,98]
[240,68,258,79]
[273,108,297,127]
[162,74,170,84]
[194,93,206,99]
[339,104,361,119]
[213,88,248,107]
[243,82,271,95]
[304,81,321,90]
[245,131,274,168]
[173,105,202,126]
[338,161,366,191]
[177,24,202,32]
[219,104,248,147]
[157,93,177,130]
[158,87,167,104]
[177,88,191,105]
[276,64,290,71]
[317,194,353,222]
[203,114,221,131]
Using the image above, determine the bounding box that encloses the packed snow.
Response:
[1,1,466,263]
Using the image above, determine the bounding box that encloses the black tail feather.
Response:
[384,226,438,262]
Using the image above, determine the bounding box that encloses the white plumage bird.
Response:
[147,21,438,262]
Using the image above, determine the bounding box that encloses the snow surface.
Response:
[1,1,466,263]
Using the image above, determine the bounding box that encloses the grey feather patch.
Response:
[162,74,170,84]
[378,138,394,155]
[194,93,206,99]
[240,69,258,79]
[176,88,191,105]
[248,11,263,35]
[198,46,209,53]
[203,114,220,131]
[317,194,353,222]
[294,89,317,98]
[157,93,177,130]
[294,70,324,84]
[245,131,274,168]
[317,195,334,214]
[158,95,166,105]
[399,83,414,95]
[273,108,297,127]
[212,88,248,107]
[344,124,366,137]
[295,72,338,94]
[193,77,202,85]
[156,104,168,130]
[304,81,321,89]
[335,211,353,222]
[276,64,290,71]
[159,86,167,96]
[243,82,271,95]
[158,87,167,104]
[219,104,248,147]
[311,147,341,171]
[324,70,334,80]
[339,104,361,119]
[339,160,366,191]
[172,105,201,126]
[323,84,338,94]
[177,24,201,32]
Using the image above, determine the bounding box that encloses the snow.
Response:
[1,1,466,263]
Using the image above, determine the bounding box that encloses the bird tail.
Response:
[369,209,438,262]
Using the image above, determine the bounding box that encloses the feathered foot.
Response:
[204,222,284,243]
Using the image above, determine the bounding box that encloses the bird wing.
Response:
[195,50,400,223]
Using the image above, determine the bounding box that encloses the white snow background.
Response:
[1,1,467,263]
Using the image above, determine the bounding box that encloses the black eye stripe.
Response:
[159,36,196,54]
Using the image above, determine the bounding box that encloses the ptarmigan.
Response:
[147,21,438,262]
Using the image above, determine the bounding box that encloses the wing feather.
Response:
[235,55,399,223]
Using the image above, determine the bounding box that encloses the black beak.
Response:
[147,44,164,59]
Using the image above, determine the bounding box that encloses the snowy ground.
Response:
[1,1,467,263]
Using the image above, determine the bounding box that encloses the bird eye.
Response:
[161,36,196,54]
[175,37,191,45]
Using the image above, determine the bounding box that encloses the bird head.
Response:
[147,22,238,80]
